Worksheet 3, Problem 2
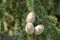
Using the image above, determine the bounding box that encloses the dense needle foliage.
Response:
[0,0,60,40]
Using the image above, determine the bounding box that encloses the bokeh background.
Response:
[0,0,60,40]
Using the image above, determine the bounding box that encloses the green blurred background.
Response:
[0,0,60,40]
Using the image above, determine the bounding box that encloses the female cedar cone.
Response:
[26,11,35,23]
[25,23,34,34]
[34,25,44,35]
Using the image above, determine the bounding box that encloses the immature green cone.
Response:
[14,19,19,30]
[25,23,34,34]
[26,11,35,23]
[4,21,8,31]
[2,0,6,3]
[8,29,14,36]
[4,12,14,22]
[34,25,44,35]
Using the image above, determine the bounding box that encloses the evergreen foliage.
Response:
[0,0,60,40]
